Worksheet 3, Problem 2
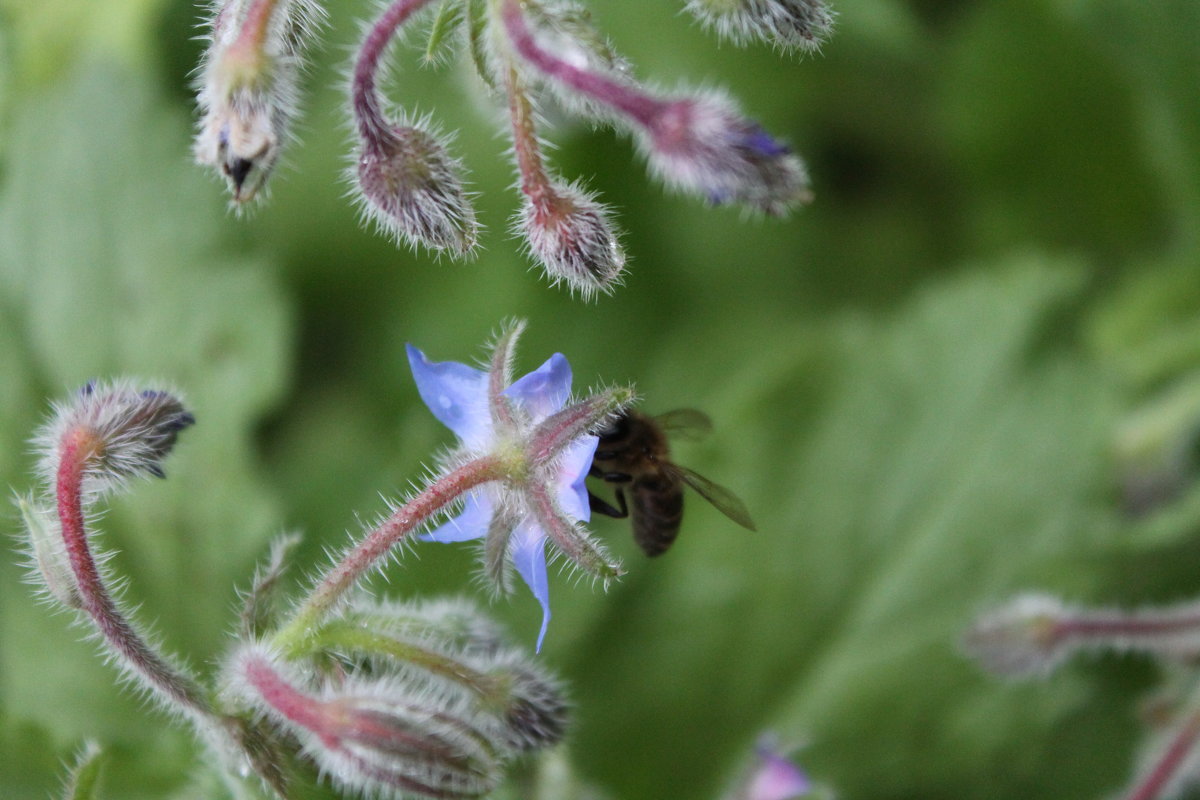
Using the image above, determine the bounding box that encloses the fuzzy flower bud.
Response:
[355,121,480,256]
[28,382,212,722]
[968,592,1200,682]
[493,661,568,751]
[503,60,625,297]
[518,179,625,299]
[37,381,195,497]
[685,0,835,53]
[962,594,1073,679]
[640,94,812,215]
[232,647,509,799]
[194,0,319,203]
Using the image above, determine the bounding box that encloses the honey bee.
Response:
[588,409,756,556]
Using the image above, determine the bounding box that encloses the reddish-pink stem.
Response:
[353,0,438,147]
[499,0,663,127]
[56,430,212,718]
[1059,612,1200,639]
[1124,709,1200,800]
[227,0,279,59]
[504,65,554,205]
[276,455,506,646]
[243,655,332,739]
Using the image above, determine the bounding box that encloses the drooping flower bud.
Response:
[351,0,480,257]
[491,660,568,752]
[518,179,626,299]
[962,594,1072,679]
[194,0,321,203]
[36,381,195,497]
[684,0,835,53]
[29,382,212,723]
[502,60,625,297]
[966,593,1200,680]
[231,646,510,799]
[355,122,480,256]
[639,93,812,216]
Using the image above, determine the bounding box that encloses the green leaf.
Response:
[1072,0,1200,248]
[566,257,1137,800]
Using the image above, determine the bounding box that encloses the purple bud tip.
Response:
[43,382,195,489]
[743,125,791,158]
[644,96,812,216]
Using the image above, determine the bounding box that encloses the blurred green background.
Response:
[1,0,1199,797]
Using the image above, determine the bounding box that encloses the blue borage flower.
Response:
[407,323,631,651]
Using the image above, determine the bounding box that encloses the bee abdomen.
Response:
[631,479,684,557]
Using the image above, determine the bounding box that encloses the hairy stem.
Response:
[274,455,506,651]
[56,429,214,721]
[1124,701,1200,800]
[497,0,661,126]
[353,0,439,147]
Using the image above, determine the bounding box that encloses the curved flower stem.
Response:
[497,0,661,127]
[273,455,507,652]
[56,429,215,722]
[353,0,439,148]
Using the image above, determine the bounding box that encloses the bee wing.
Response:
[654,409,713,441]
[671,465,757,531]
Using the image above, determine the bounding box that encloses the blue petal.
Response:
[556,435,598,523]
[511,522,551,652]
[505,353,572,421]
[406,344,491,448]
[421,491,493,543]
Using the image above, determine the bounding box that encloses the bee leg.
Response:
[588,489,629,519]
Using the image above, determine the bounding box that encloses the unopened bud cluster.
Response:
[226,595,566,798]
[191,0,832,297]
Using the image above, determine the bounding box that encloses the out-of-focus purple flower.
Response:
[408,323,630,650]
[733,742,811,800]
